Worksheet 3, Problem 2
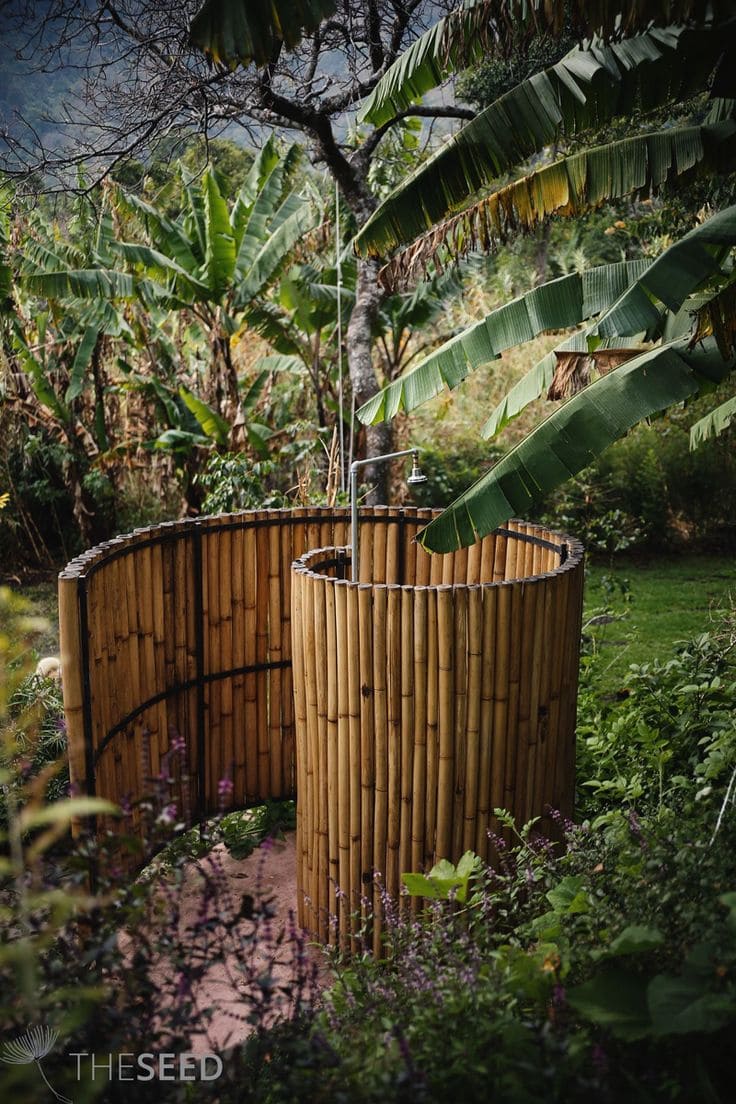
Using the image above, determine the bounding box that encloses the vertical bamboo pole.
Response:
[255,517,270,799]
[524,576,548,825]
[451,586,468,858]
[358,583,375,946]
[291,566,308,929]
[305,568,324,939]
[436,585,454,860]
[513,580,537,829]
[467,539,481,586]
[58,571,87,816]
[501,581,524,831]
[386,510,400,585]
[385,585,402,908]
[529,567,554,830]
[324,576,340,944]
[334,579,350,946]
[347,582,362,950]
[358,512,373,585]
[244,523,258,801]
[231,522,246,805]
[281,514,295,794]
[373,507,387,585]
[203,523,219,810]
[425,587,439,864]
[372,584,388,956]
[399,586,415,896]
[411,587,428,900]
[476,585,497,862]
[463,585,482,852]
[414,509,433,586]
[268,514,283,797]
[490,582,511,840]
[219,524,234,803]
[493,531,507,582]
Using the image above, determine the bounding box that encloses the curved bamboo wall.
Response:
[291,519,584,952]
[59,509,583,946]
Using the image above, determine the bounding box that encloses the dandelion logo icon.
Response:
[1,1026,72,1103]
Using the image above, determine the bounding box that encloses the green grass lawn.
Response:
[584,555,735,692]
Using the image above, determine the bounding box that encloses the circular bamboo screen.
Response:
[291,516,584,952]
[58,508,583,949]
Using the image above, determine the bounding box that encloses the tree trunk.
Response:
[347,254,391,503]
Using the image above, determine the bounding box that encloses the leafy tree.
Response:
[0,0,473,501]
[112,139,318,429]
[354,1,736,550]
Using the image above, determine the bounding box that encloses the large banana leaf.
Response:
[359,1,732,128]
[203,169,236,298]
[690,395,736,446]
[355,26,733,259]
[234,199,319,305]
[358,0,487,128]
[375,118,736,287]
[357,259,649,424]
[234,147,303,277]
[591,203,736,341]
[190,0,335,67]
[66,326,100,403]
[179,388,230,447]
[114,189,202,274]
[417,337,735,552]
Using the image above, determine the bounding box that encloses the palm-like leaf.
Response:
[189,0,335,67]
[360,2,736,129]
[418,337,735,551]
[355,25,733,259]
[358,259,649,424]
[377,119,736,288]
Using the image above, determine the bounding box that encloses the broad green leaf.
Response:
[418,337,735,552]
[252,354,304,375]
[648,972,734,1036]
[546,875,590,915]
[66,326,99,402]
[153,429,209,452]
[179,388,230,447]
[357,260,648,425]
[203,169,236,298]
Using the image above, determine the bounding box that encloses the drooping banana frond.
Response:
[357,259,649,424]
[355,26,734,260]
[359,2,734,129]
[690,395,736,446]
[417,337,735,552]
[358,0,489,128]
[480,331,645,439]
[203,169,236,298]
[590,203,736,341]
[375,119,736,288]
[189,0,336,68]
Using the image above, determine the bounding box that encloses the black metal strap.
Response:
[93,658,293,765]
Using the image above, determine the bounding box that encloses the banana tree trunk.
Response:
[347,255,391,502]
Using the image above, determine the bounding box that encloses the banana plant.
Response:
[112,138,321,433]
[352,2,736,551]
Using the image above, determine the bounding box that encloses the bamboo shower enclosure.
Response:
[59,507,584,948]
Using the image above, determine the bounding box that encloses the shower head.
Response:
[407,450,428,486]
